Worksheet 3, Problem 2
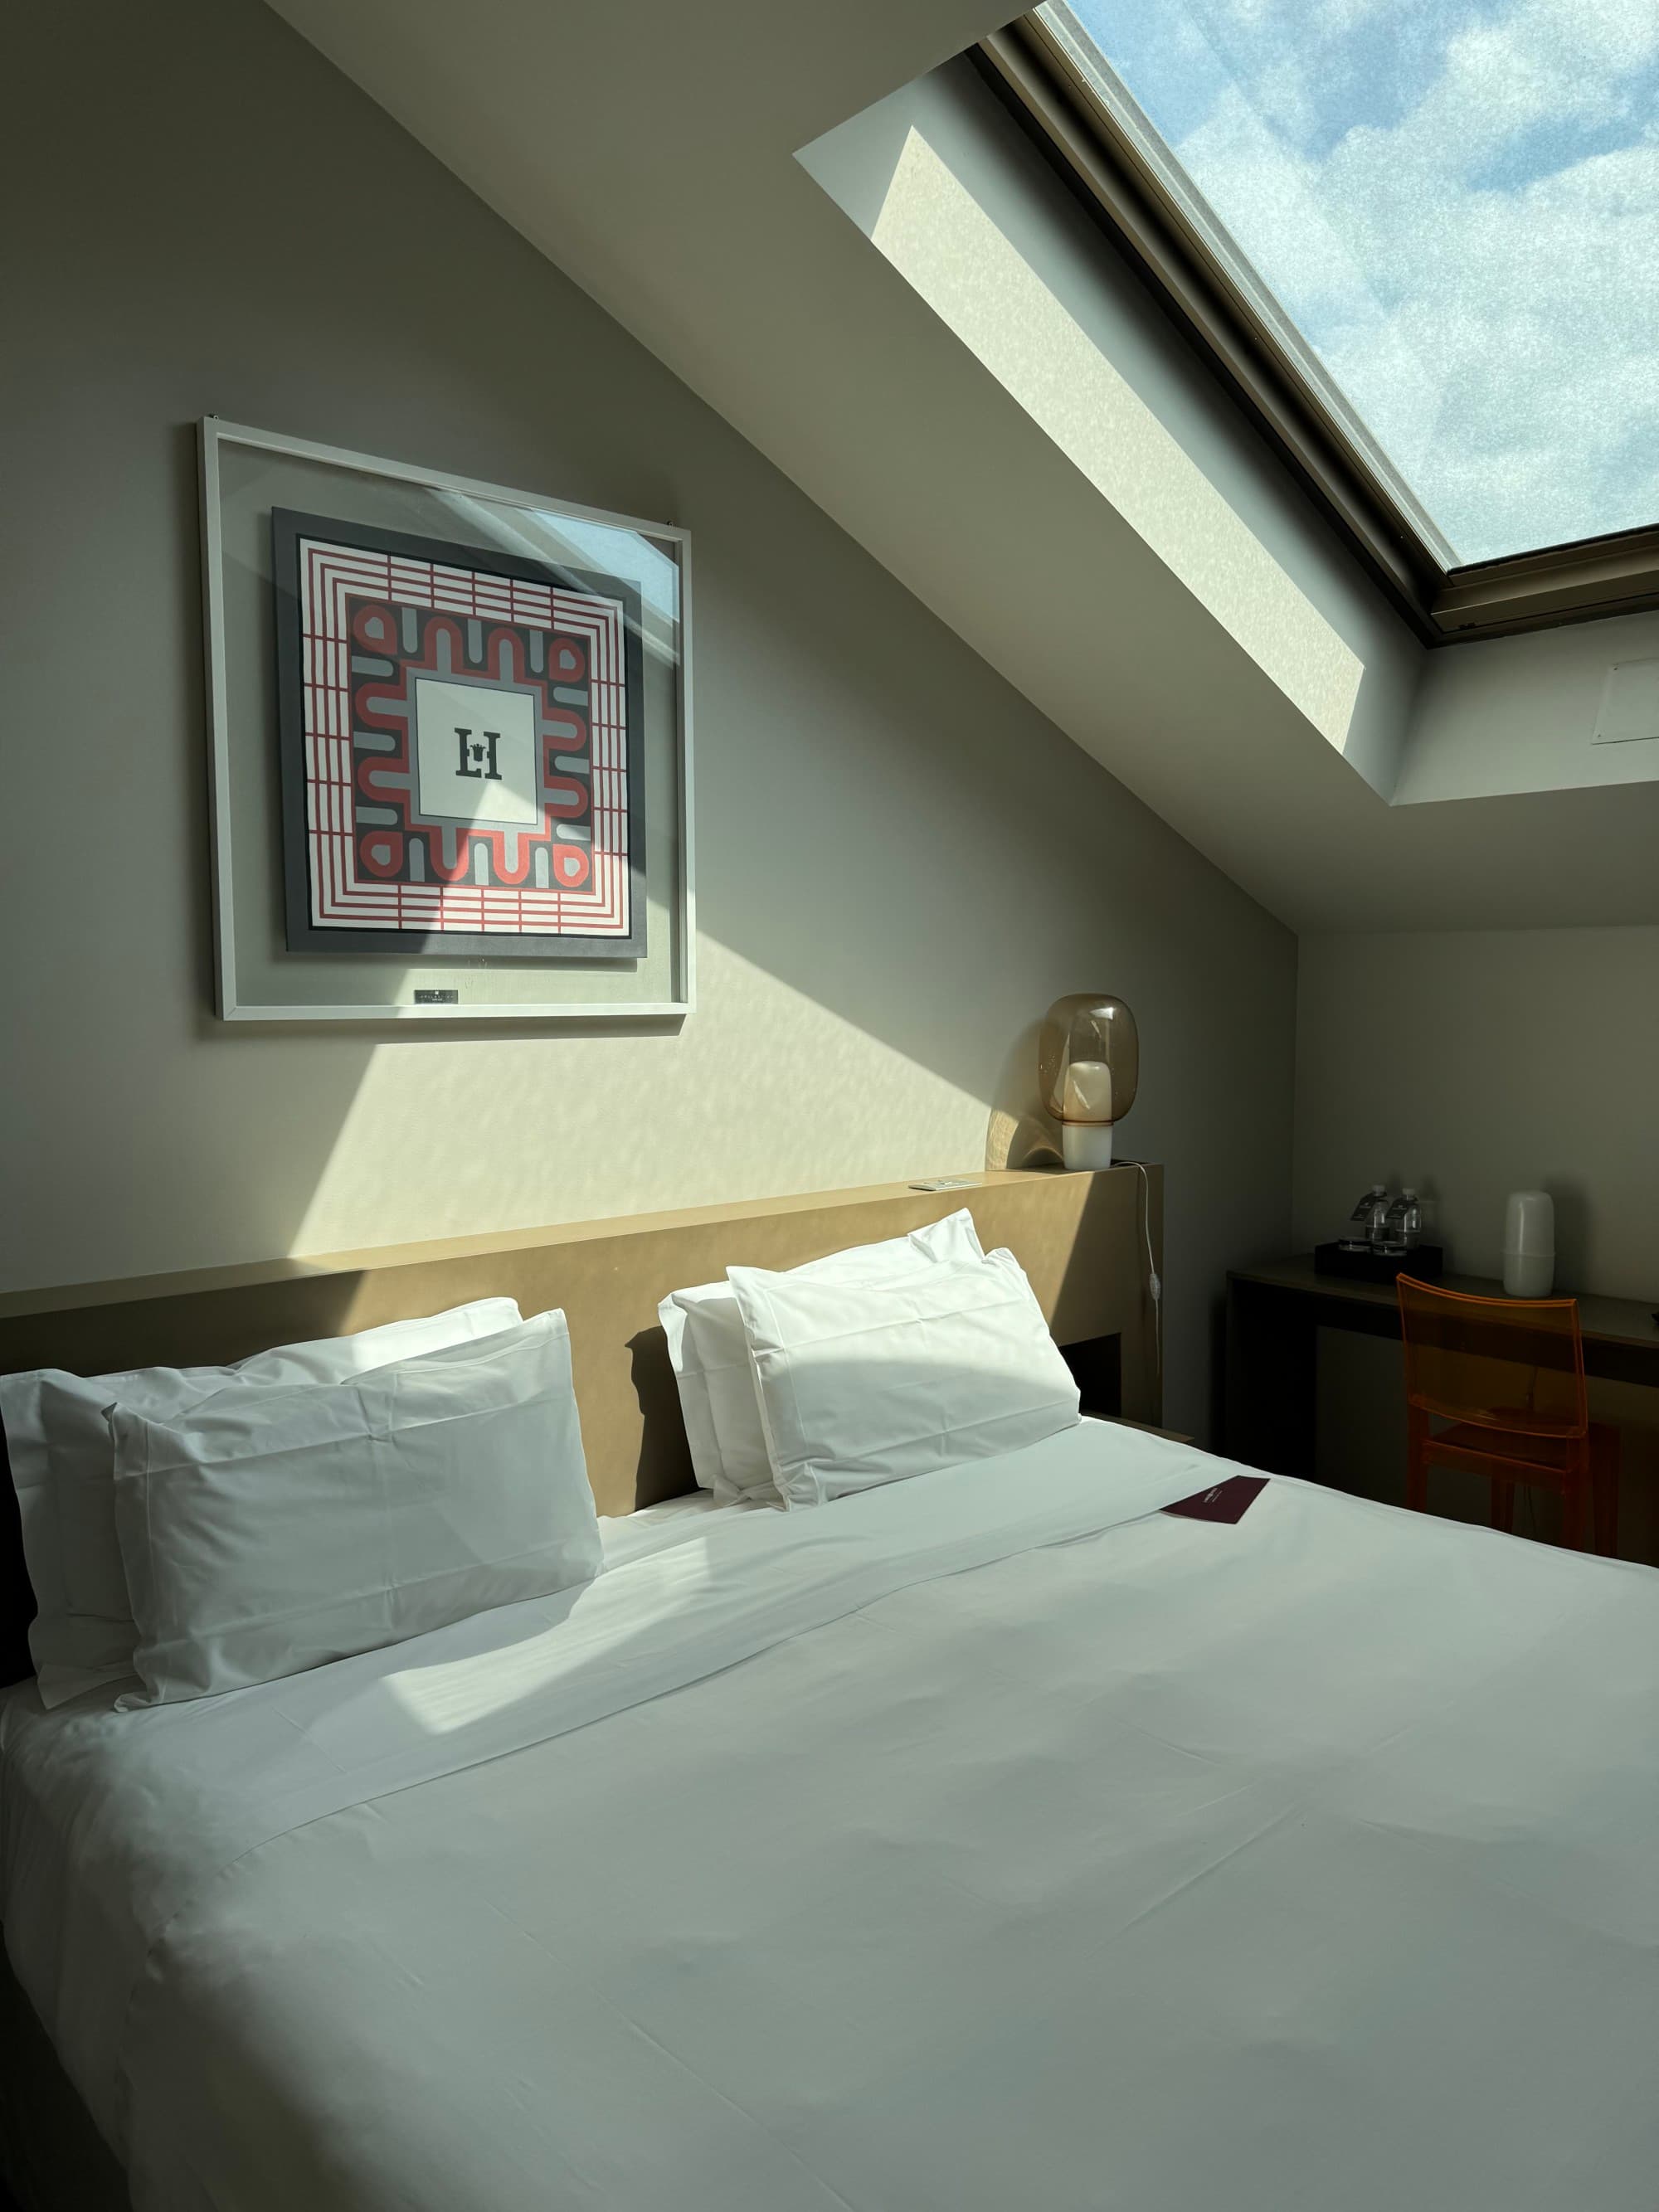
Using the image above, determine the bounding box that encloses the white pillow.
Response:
[107,1310,599,1707]
[1,1296,522,1707]
[727,1247,1081,1510]
[654,1296,727,1495]
[659,1210,985,1503]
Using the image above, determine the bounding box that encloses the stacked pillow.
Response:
[2,1218,1084,1707]
[2,1299,601,1708]
[661,1210,1080,1510]
[659,1212,985,1504]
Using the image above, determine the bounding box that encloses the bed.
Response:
[3,1174,1658,2210]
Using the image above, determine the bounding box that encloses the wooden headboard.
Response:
[0,1166,1161,1675]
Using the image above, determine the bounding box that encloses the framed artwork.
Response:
[273,511,645,961]
[201,420,692,1022]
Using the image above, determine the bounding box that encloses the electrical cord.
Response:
[1131,1159,1163,1380]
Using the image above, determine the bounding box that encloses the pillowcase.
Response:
[659,1210,985,1503]
[727,1247,1081,1510]
[1,1296,522,1707]
[654,1296,727,1495]
[107,1310,599,1707]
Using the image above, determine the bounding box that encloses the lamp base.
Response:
[1061,1122,1115,1170]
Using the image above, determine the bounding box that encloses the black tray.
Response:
[1313,1241,1443,1285]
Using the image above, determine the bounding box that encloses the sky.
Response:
[1060,0,1659,563]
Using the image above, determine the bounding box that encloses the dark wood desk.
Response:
[1226,1256,1659,1477]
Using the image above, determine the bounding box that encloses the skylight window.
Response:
[1032,0,1659,574]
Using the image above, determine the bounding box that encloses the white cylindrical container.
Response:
[1502,1189,1554,1297]
[1062,1120,1115,1170]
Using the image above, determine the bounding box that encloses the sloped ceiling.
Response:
[262,0,1659,931]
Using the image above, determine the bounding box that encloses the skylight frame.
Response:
[975,9,1659,646]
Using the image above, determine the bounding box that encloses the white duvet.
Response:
[4,1422,1658,2212]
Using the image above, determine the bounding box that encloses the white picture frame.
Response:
[199,417,694,1023]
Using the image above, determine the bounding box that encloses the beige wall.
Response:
[0,0,1296,1440]
[1295,927,1659,1559]
[1397,610,1659,806]
[802,63,1423,809]
[1294,928,1659,1294]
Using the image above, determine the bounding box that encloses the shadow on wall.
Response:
[182,336,1288,1281]
[625,1325,694,1508]
[5,0,1297,1436]
[1544,1177,1592,1291]
[985,1020,1063,1173]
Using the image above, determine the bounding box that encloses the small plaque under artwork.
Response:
[272,510,645,960]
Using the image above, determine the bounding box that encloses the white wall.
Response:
[0,0,1297,1441]
[802,62,1424,807]
[797,57,1659,931]
[1294,929,1659,1294]
[1399,611,1659,805]
[802,70,1418,802]
[1295,927,1659,1560]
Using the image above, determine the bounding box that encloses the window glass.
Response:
[1047,0,1659,564]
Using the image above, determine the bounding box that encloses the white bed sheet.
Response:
[595,1490,757,1567]
[4,1422,1658,2212]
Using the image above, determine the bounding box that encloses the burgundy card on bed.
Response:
[1163,1474,1268,1524]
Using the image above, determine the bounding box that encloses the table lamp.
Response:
[1039,994,1139,1169]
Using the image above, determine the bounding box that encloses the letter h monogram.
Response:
[454,727,503,781]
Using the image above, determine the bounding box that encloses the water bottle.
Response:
[1340,1184,1388,1252]
[1379,1193,1413,1255]
[1399,1189,1423,1252]
[1365,1189,1394,1252]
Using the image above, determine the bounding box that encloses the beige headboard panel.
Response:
[0,1166,1160,1519]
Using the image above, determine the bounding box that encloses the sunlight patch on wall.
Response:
[283,938,990,1259]
[869,126,1363,755]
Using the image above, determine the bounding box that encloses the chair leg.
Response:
[1404,1411,1429,1514]
[1558,1476,1586,1553]
[1489,1480,1514,1534]
[1592,1430,1620,1558]
[1404,1447,1428,1514]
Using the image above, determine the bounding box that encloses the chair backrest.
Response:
[1396,1275,1587,1438]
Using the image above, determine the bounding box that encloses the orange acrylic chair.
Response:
[1396,1275,1618,1554]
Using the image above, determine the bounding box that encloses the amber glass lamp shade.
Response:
[1039,994,1139,1169]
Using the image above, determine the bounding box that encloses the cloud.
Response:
[1067,0,1659,560]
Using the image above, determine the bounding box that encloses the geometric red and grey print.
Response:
[273,510,643,959]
